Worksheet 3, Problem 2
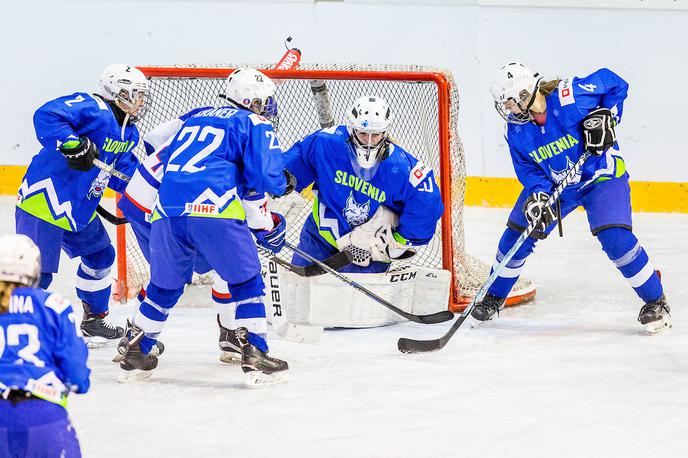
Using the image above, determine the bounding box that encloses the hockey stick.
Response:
[285,241,454,324]
[398,152,591,353]
[263,248,352,277]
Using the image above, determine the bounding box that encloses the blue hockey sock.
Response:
[76,245,115,315]
[487,227,537,299]
[596,227,663,303]
[228,275,268,352]
[133,283,184,340]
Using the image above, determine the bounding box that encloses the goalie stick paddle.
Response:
[285,241,454,324]
[397,152,592,353]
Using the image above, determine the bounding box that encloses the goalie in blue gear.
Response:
[0,235,90,458]
[283,95,444,274]
[15,63,148,346]
[118,68,291,387]
[472,62,670,333]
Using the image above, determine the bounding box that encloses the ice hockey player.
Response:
[116,105,288,365]
[0,234,90,457]
[474,62,670,333]
[15,63,148,346]
[283,95,444,273]
[118,68,291,386]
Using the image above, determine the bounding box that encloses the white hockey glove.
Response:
[336,206,399,267]
[371,225,417,263]
[242,193,274,230]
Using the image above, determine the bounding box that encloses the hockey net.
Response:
[114,63,535,312]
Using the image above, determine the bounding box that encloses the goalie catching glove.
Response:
[59,136,99,171]
[336,206,416,267]
[523,191,557,231]
[582,107,617,155]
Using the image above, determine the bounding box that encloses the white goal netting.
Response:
[115,63,535,311]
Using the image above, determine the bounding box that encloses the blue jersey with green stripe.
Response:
[505,68,629,194]
[0,287,90,404]
[153,106,286,220]
[283,125,443,247]
[17,92,139,231]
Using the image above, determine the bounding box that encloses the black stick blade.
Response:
[397,337,442,354]
[418,310,454,324]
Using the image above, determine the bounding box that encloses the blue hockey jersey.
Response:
[284,125,444,247]
[505,68,629,194]
[0,287,90,405]
[17,92,140,231]
[153,106,286,220]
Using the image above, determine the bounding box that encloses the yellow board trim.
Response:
[464,177,688,213]
[1,165,686,213]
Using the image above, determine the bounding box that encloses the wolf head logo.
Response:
[343,191,370,228]
[88,169,110,199]
[549,157,582,185]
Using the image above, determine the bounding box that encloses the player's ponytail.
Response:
[539,78,562,96]
[0,281,18,313]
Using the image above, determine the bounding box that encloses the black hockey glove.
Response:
[59,137,99,171]
[523,191,557,231]
[582,108,617,155]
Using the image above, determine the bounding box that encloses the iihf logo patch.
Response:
[342,191,370,228]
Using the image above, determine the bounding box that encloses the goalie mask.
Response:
[220,68,278,119]
[99,63,150,123]
[346,96,392,170]
[490,62,542,125]
[0,235,41,288]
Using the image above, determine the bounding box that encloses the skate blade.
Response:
[219,351,242,364]
[85,336,120,349]
[244,370,288,388]
[113,344,162,363]
[645,315,672,334]
[117,368,155,383]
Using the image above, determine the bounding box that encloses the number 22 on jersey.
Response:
[166,126,225,173]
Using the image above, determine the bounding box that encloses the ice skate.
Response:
[217,315,241,364]
[638,294,672,334]
[112,320,165,363]
[470,293,505,324]
[235,327,289,388]
[117,322,158,382]
[80,301,124,348]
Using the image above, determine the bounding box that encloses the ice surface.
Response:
[2,196,687,457]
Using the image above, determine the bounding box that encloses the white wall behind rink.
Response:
[2,1,686,182]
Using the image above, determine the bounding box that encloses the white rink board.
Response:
[2,196,687,457]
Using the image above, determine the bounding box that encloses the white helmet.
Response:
[346,95,392,169]
[98,63,149,121]
[220,68,277,118]
[0,235,41,287]
[490,62,542,124]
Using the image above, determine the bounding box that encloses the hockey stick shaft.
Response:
[398,152,591,352]
[285,241,454,324]
[93,158,132,183]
